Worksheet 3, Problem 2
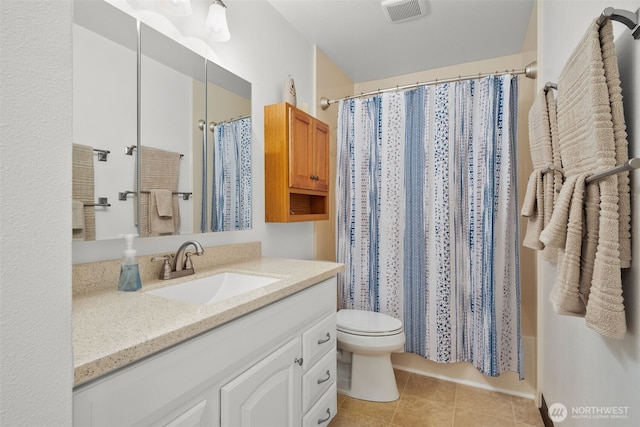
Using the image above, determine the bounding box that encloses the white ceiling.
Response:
[266,0,535,83]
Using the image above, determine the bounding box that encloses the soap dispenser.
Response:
[117,234,142,292]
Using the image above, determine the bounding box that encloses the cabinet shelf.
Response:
[264,102,330,222]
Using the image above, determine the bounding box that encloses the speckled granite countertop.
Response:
[73,256,344,387]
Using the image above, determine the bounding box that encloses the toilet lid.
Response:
[337,309,403,336]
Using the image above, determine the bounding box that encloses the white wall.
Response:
[0,1,74,425]
[72,0,317,263]
[538,1,640,425]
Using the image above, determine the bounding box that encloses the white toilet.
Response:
[336,309,405,402]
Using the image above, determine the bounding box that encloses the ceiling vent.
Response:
[381,0,428,23]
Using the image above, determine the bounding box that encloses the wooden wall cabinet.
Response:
[265,102,329,222]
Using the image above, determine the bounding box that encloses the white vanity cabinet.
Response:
[73,277,337,427]
[221,338,301,426]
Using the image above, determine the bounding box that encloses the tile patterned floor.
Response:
[328,370,545,427]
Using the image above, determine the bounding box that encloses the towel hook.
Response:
[124,145,136,156]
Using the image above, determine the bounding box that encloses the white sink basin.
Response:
[146,272,281,305]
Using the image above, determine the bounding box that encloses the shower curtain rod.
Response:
[320,61,537,110]
[209,114,251,127]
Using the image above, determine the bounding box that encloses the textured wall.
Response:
[0,0,73,425]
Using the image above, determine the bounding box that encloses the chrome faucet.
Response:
[174,240,204,271]
[152,240,204,280]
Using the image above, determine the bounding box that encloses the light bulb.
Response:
[206,1,231,42]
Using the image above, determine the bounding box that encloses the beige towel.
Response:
[72,144,96,241]
[522,88,561,253]
[543,89,562,262]
[542,19,626,339]
[149,189,175,235]
[72,199,86,240]
[522,170,544,250]
[600,22,631,268]
[540,175,577,249]
[548,174,589,316]
[137,146,181,237]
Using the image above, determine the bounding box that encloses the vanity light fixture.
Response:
[206,0,231,42]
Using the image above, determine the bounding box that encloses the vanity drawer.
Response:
[302,350,336,413]
[302,383,337,427]
[302,312,336,369]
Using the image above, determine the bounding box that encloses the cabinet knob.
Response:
[294,357,303,366]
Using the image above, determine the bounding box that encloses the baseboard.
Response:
[540,394,554,427]
[392,365,535,399]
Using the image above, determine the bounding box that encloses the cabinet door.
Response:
[311,119,330,192]
[163,400,208,427]
[289,108,314,190]
[221,338,301,427]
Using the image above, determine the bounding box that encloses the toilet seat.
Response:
[337,309,403,337]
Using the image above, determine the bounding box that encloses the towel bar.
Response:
[84,197,111,207]
[119,190,192,201]
[597,7,640,39]
[586,158,640,184]
[93,148,110,162]
[124,145,185,158]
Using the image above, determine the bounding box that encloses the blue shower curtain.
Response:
[211,117,252,232]
[336,75,522,378]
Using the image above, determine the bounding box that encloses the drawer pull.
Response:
[317,408,331,424]
[317,332,331,345]
[295,357,304,366]
[317,370,331,384]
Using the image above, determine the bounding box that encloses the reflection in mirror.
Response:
[139,23,205,237]
[73,0,137,241]
[204,62,252,232]
[73,0,252,240]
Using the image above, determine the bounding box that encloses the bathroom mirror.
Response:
[72,0,252,240]
[73,0,138,240]
[204,59,252,232]
[139,23,206,237]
